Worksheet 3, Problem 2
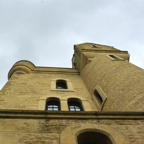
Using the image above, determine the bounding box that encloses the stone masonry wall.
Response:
[0,118,144,144]
[0,72,95,110]
[81,54,144,111]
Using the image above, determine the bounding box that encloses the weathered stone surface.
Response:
[19,133,59,140]
[81,51,144,111]
[0,43,144,143]
[132,125,144,133]
[0,133,19,144]
[125,133,144,139]
[129,139,144,144]
[37,125,67,133]
[1,67,93,111]
[38,119,88,125]
[19,140,57,144]
[0,119,37,132]
[110,125,134,133]
[139,120,144,125]
[19,133,59,144]
[113,120,141,125]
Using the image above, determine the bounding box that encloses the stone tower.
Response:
[0,43,144,144]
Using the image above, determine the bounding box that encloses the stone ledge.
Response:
[8,60,80,79]
[0,110,144,119]
[81,49,128,54]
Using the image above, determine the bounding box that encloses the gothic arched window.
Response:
[77,131,113,144]
[45,101,60,111]
[68,101,83,111]
[56,80,67,89]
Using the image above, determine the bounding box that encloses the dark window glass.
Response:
[46,101,60,111]
[109,55,121,60]
[94,90,103,104]
[92,44,98,48]
[68,101,83,111]
[56,80,67,89]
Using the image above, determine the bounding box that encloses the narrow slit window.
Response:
[109,55,122,60]
[94,90,103,104]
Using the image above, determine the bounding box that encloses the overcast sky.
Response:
[0,0,144,89]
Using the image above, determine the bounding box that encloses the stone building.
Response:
[0,43,144,144]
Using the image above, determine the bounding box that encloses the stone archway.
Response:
[60,123,129,144]
[77,131,112,144]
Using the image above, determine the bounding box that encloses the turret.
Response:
[73,43,144,111]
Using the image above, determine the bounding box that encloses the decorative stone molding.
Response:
[0,110,143,119]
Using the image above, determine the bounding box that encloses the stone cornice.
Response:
[0,110,144,119]
[33,67,79,74]
[81,49,129,54]
[8,60,79,79]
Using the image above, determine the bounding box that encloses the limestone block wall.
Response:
[0,117,144,144]
[0,67,95,111]
[81,54,144,111]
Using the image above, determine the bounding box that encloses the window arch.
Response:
[56,80,67,89]
[45,98,60,111]
[51,78,74,91]
[77,131,113,144]
[68,98,83,111]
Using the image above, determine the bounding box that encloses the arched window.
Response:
[51,78,74,92]
[77,131,113,144]
[56,80,67,89]
[68,99,83,111]
[45,98,60,111]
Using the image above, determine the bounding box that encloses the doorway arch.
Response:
[60,123,130,144]
[77,131,112,144]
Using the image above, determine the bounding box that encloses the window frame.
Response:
[93,85,107,111]
[51,78,74,92]
[106,54,125,61]
[68,98,83,112]
[45,101,60,111]
[68,101,83,111]
[45,97,61,111]
[56,80,67,89]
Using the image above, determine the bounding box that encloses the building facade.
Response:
[0,43,144,144]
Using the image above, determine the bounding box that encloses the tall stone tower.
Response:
[0,43,144,144]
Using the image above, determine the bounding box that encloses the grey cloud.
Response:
[0,0,144,89]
